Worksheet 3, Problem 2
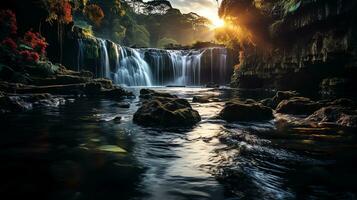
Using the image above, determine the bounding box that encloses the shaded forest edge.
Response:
[216,0,357,99]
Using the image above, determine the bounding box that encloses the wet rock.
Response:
[100,87,134,100]
[306,106,357,128]
[0,96,33,113]
[112,102,130,108]
[81,114,122,122]
[0,93,66,114]
[139,89,177,99]
[327,98,356,108]
[206,82,219,88]
[192,96,210,103]
[219,99,273,122]
[0,80,133,99]
[261,91,299,109]
[93,78,114,89]
[134,91,201,127]
[320,78,353,98]
[276,97,322,115]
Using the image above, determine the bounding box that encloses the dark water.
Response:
[1,87,357,200]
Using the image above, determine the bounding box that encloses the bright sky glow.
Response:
[144,0,224,28]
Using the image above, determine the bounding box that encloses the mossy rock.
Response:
[134,90,201,127]
[219,99,273,122]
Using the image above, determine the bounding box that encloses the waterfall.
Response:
[77,39,84,72]
[77,38,231,86]
[98,39,110,79]
[114,46,153,86]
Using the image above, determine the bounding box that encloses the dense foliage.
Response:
[0,9,58,82]
[73,0,214,47]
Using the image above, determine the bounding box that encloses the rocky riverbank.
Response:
[0,65,133,114]
[218,90,357,131]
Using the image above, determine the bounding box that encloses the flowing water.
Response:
[1,87,357,200]
[77,39,232,87]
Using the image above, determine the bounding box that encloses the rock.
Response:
[306,106,357,128]
[0,93,67,114]
[113,116,122,123]
[327,98,355,108]
[139,89,177,99]
[81,114,122,122]
[134,90,201,127]
[206,82,219,88]
[219,99,273,122]
[336,114,357,128]
[113,102,130,108]
[100,87,134,100]
[320,78,353,98]
[260,98,273,108]
[192,96,210,103]
[276,97,322,115]
[0,80,133,99]
[32,75,90,86]
[262,91,299,109]
[0,96,33,113]
[79,70,93,78]
[93,78,114,89]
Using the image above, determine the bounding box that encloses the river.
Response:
[1,87,356,200]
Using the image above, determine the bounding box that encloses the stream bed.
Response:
[1,87,357,200]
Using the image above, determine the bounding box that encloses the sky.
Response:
[145,0,223,27]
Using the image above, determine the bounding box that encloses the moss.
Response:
[83,39,99,59]
[106,41,119,62]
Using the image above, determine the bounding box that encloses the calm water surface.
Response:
[1,87,356,200]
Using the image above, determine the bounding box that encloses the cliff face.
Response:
[225,0,357,98]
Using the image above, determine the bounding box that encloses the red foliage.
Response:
[2,37,18,50]
[19,50,40,62]
[0,9,17,37]
[0,10,47,65]
[23,30,48,55]
[63,1,73,23]
[47,0,73,24]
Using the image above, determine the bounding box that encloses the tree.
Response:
[84,4,105,26]
[157,37,177,48]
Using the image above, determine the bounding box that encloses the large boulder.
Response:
[134,90,201,127]
[276,97,322,115]
[306,106,357,128]
[219,99,274,122]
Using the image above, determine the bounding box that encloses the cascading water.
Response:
[77,38,232,86]
[77,39,84,72]
[98,39,110,79]
[113,46,153,86]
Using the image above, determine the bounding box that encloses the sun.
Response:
[212,18,225,28]
[209,17,225,29]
